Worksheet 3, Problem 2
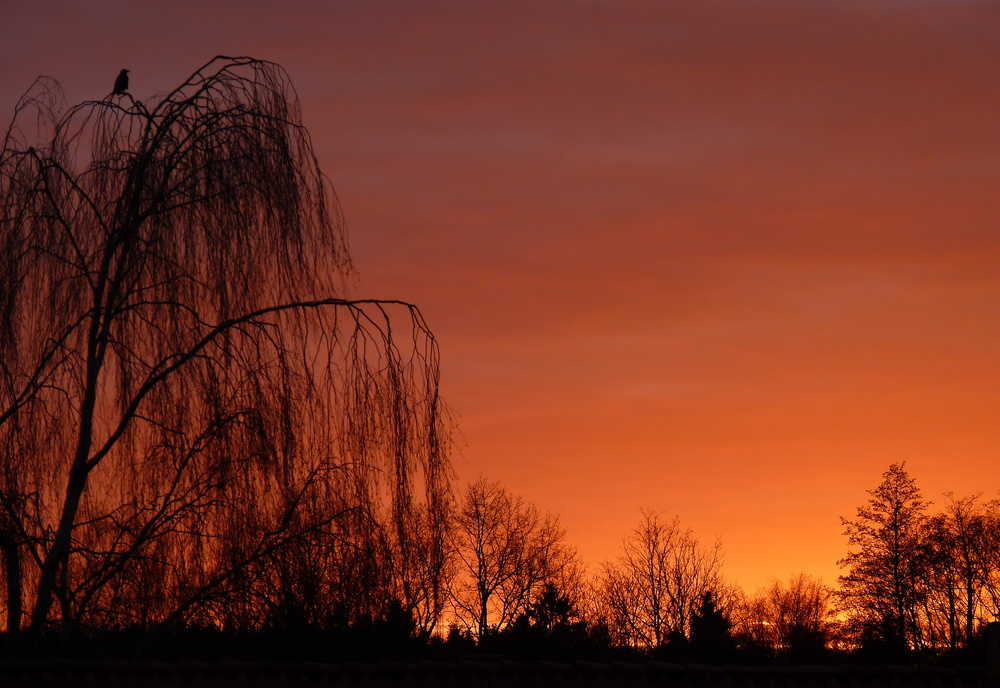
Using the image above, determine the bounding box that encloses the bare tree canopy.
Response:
[0,56,451,634]
[597,510,724,650]
[448,478,579,639]
[741,573,837,659]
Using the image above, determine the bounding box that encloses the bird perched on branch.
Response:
[113,69,129,96]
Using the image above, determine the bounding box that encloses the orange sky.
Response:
[4,0,1000,593]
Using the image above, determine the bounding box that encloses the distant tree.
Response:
[916,494,997,653]
[688,591,734,661]
[485,580,608,660]
[975,502,1000,623]
[0,57,451,635]
[838,463,929,656]
[597,510,724,650]
[516,582,573,632]
[448,478,578,639]
[743,573,837,660]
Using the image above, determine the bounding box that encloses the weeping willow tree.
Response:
[0,56,451,636]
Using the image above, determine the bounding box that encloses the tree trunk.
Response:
[0,531,20,634]
[29,463,90,630]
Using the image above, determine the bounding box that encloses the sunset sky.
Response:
[3,0,1000,593]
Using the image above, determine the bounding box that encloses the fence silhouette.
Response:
[0,660,993,688]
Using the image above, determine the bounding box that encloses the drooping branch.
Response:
[1,57,452,636]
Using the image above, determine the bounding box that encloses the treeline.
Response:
[442,465,1000,665]
[5,465,999,666]
[428,466,1000,665]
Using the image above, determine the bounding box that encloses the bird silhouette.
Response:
[113,69,129,96]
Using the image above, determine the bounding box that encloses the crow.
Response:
[113,69,129,96]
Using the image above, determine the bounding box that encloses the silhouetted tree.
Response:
[973,502,1000,629]
[688,591,734,661]
[527,582,578,633]
[448,478,578,639]
[597,510,724,650]
[482,581,603,660]
[0,56,451,635]
[915,494,997,654]
[940,494,994,645]
[838,463,929,657]
[742,573,837,661]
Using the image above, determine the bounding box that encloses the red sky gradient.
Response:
[4,1,1000,593]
